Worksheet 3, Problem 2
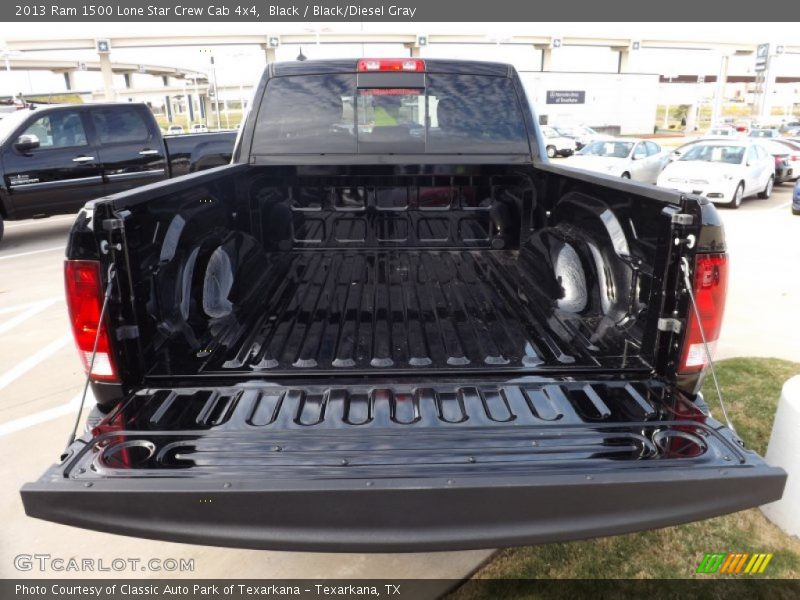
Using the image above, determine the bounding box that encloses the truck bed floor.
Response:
[185,250,645,377]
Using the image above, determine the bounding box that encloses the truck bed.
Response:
[147,249,647,379]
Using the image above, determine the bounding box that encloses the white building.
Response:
[519,71,660,135]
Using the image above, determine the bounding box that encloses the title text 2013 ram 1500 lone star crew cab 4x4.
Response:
[0,102,236,242]
[22,59,785,552]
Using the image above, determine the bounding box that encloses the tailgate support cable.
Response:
[64,264,116,451]
[680,257,737,435]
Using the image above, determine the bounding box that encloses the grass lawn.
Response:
[450,358,800,592]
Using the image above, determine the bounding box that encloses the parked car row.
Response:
[675,136,798,185]
[552,125,611,149]
[559,134,794,210]
[564,139,668,183]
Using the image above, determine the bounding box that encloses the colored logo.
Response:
[696,553,773,574]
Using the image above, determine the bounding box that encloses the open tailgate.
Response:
[22,379,786,551]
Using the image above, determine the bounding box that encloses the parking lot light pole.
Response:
[616,49,631,74]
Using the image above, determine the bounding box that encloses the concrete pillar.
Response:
[539,47,552,72]
[261,44,276,64]
[199,95,206,119]
[711,54,729,126]
[164,95,172,122]
[686,103,698,131]
[617,49,630,74]
[407,45,421,58]
[62,70,76,91]
[203,95,212,125]
[187,94,194,122]
[98,51,115,101]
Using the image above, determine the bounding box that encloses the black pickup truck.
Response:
[0,102,235,242]
[22,59,785,552]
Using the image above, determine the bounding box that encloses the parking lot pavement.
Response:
[715,183,800,362]
[0,214,493,583]
[1,190,796,580]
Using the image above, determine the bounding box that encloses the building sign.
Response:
[546,90,586,104]
[755,43,769,72]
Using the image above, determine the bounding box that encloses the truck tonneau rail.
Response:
[53,383,764,478]
[25,59,786,553]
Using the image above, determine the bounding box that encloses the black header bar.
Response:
[4,1,800,22]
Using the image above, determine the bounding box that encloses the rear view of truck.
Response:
[22,59,785,551]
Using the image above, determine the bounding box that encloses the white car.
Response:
[540,126,577,158]
[564,139,667,183]
[166,125,185,135]
[657,140,774,208]
[706,127,738,138]
[190,123,209,133]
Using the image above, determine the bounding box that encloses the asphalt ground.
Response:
[0,181,797,581]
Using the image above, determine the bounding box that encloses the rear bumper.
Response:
[22,463,785,552]
[659,182,734,203]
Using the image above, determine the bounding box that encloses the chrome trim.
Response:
[106,169,166,182]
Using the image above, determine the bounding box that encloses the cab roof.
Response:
[270,58,512,78]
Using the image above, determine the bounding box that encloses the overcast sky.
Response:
[3,22,800,95]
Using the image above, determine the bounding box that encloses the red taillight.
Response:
[64,260,118,382]
[774,156,783,166]
[357,58,425,72]
[678,253,728,373]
